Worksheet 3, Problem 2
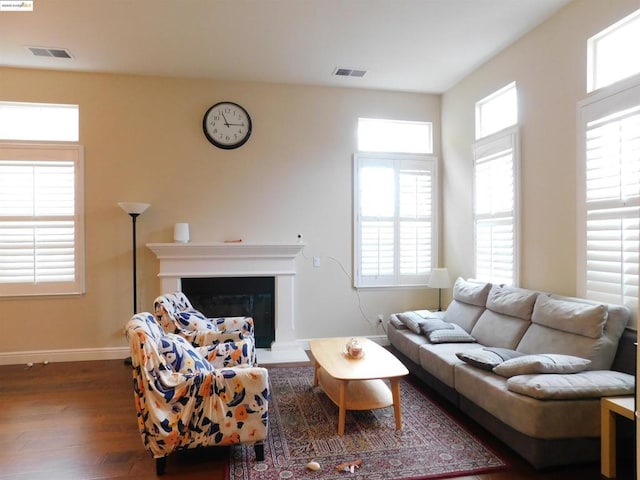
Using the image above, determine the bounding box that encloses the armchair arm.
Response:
[177,328,246,347]
[213,316,255,336]
[197,336,257,368]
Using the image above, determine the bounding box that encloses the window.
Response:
[475,82,517,140]
[358,118,432,154]
[0,102,84,297]
[587,9,640,92]
[473,84,519,286]
[354,118,436,288]
[0,101,79,141]
[473,128,519,286]
[578,81,640,317]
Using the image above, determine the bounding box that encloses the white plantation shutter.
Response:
[0,143,84,296]
[579,81,640,316]
[355,153,436,287]
[473,127,519,285]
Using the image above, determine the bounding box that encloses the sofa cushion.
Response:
[419,342,480,388]
[441,278,491,332]
[454,364,603,439]
[456,347,523,370]
[443,300,485,332]
[531,295,606,339]
[486,284,538,320]
[452,277,492,307]
[158,333,214,373]
[469,285,537,349]
[506,370,635,400]
[426,323,476,343]
[387,320,430,365]
[517,296,630,370]
[471,310,531,349]
[493,354,591,377]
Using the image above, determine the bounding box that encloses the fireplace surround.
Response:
[146,242,306,361]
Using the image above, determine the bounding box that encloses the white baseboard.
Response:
[0,335,390,366]
[0,347,130,366]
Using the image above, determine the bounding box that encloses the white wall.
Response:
[441,0,640,309]
[0,68,441,361]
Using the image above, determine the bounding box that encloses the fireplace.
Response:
[146,242,305,358]
[181,276,275,348]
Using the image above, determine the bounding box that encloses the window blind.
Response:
[473,127,519,286]
[354,153,436,287]
[0,144,84,296]
[582,102,640,313]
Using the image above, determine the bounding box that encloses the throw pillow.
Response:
[427,323,476,343]
[493,354,591,378]
[506,370,634,400]
[420,318,454,335]
[397,311,429,334]
[456,347,523,370]
[158,333,213,373]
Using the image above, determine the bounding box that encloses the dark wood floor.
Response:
[0,359,633,479]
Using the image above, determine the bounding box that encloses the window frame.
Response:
[587,8,640,93]
[0,142,85,297]
[475,82,517,140]
[472,126,520,286]
[353,151,438,289]
[576,74,640,318]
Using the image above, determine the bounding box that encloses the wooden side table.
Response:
[601,396,635,478]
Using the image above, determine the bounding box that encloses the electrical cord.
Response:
[300,243,382,334]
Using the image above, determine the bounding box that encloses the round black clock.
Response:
[202,102,252,149]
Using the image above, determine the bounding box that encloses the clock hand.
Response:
[221,112,230,127]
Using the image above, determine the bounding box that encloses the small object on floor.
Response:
[335,459,361,472]
[306,461,321,471]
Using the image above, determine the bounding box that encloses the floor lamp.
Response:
[118,202,151,315]
[428,267,452,311]
[119,202,150,365]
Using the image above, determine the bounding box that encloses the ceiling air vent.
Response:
[333,67,367,78]
[27,46,73,59]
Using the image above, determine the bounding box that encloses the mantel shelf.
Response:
[146,242,306,260]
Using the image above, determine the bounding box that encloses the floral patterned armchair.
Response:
[154,291,257,366]
[125,312,269,475]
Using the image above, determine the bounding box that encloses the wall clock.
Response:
[202,102,252,149]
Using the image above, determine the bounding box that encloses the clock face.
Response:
[203,102,252,149]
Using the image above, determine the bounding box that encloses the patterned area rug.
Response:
[227,366,508,480]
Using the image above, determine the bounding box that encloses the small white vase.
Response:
[174,223,190,243]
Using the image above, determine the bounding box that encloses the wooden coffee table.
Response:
[309,337,409,436]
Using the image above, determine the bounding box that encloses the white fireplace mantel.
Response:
[146,242,306,360]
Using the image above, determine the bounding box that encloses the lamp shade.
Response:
[428,268,451,289]
[118,202,150,215]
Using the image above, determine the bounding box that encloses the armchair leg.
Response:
[156,456,167,475]
[254,442,265,461]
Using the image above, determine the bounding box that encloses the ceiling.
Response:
[0,0,571,94]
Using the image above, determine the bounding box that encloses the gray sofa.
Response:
[387,278,636,469]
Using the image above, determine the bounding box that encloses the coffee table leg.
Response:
[391,378,402,430]
[313,363,320,387]
[338,380,347,436]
